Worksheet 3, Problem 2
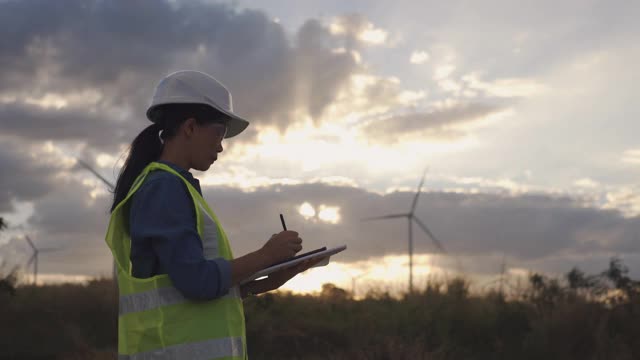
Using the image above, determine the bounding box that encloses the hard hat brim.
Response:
[146,99,249,139]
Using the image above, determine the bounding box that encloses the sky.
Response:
[0,0,639,295]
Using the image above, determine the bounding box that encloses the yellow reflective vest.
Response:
[105,162,247,359]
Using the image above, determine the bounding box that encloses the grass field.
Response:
[1,259,638,360]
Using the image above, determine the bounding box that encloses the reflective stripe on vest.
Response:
[119,286,241,316]
[118,337,244,360]
[199,202,220,258]
[106,162,247,359]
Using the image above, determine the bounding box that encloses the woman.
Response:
[105,70,317,359]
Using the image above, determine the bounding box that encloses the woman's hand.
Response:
[260,231,303,264]
[266,256,326,290]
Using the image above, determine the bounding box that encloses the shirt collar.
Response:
[156,160,201,193]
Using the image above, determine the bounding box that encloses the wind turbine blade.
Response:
[413,216,446,253]
[24,235,37,251]
[410,167,429,214]
[361,214,409,221]
[76,158,115,190]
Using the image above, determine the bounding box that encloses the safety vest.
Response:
[105,162,247,359]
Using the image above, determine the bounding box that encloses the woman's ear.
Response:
[182,117,197,138]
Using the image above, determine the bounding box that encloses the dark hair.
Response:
[110,103,227,212]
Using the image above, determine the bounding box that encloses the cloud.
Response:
[390,1,639,81]
[8,176,639,279]
[602,187,640,218]
[0,0,371,219]
[622,149,640,165]
[0,137,63,212]
[0,100,136,151]
[293,19,360,122]
[410,51,430,65]
[328,14,390,46]
[434,64,456,81]
[0,0,362,142]
[5,176,115,276]
[461,72,546,98]
[360,101,506,143]
[299,72,431,130]
[574,178,600,189]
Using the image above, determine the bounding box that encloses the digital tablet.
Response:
[240,245,347,284]
[268,246,327,267]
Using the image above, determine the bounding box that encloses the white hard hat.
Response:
[146,70,249,138]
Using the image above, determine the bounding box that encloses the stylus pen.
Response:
[280,213,287,231]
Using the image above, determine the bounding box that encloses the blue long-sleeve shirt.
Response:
[129,160,231,300]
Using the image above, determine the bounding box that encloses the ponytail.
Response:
[111,123,163,212]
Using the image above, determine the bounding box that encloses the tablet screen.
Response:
[268,246,327,267]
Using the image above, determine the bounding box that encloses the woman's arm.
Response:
[229,250,272,287]
[130,174,232,300]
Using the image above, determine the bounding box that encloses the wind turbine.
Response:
[23,234,62,285]
[76,158,115,190]
[76,158,118,281]
[361,167,446,294]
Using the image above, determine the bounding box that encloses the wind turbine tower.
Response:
[361,168,446,294]
[24,235,61,285]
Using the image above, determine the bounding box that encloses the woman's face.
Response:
[189,121,227,171]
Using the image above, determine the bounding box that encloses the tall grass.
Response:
[0,278,117,360]
[1,260,638,360]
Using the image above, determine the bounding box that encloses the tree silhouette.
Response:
[602,257,640,304]
[0,217,17,296]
